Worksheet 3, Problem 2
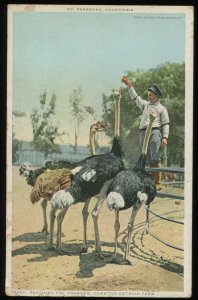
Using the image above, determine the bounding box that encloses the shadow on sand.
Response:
[12,230,183,277]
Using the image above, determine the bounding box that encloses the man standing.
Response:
[122,76,170,190]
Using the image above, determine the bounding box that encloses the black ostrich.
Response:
[105,112,157,265]
[50,89,125,254]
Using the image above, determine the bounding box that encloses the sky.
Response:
[11,8,185,146]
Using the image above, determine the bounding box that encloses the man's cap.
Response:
[148,83,162,97]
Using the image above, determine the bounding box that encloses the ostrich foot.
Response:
[55,245,77,256]
[110,256,127,265]
[47,244,55,251]
[41,228,49,235]
[80,244,88,253]
[124,255,135,266]
[56,247,68,255]
[94,249,112,258]
[105,255,134,265]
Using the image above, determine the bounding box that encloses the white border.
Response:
[6,5,194,297]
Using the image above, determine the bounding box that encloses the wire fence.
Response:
[145,166,184,251]
[14,149,90,167]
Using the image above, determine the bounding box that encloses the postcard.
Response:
[6,4,193,297]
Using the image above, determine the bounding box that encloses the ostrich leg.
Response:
[48,206,58,250]
[111,209,121,263]
[41,199,48,235]
[81,198,91,252]
[92,180,111,257]
[124,202,142,265]
[56,206,69,254]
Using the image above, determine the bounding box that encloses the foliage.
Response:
[12,111,26,163]
[12,132,22,163]
[31,91,65,159]
[13,110,26,118]
[102,62,185,167]
[69,88,95,153]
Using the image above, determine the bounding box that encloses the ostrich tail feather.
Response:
[133,154,147,172]
[30,189,40,204]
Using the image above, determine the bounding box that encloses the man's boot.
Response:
[150,163,162,191]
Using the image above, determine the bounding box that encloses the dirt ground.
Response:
[7,166,185,296]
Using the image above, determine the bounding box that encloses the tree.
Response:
[31,91,65,159]
[13,111,26,118]
[102,62,185,167]
[69,88,94,153]
[12,111,26,163]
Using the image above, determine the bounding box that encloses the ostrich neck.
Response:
[142,117,155,155]
[89,129,96,155]
[114,97,120,138]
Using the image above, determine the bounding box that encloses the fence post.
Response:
[145,204,150,234]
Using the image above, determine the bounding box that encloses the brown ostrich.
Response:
[20,121,106,235]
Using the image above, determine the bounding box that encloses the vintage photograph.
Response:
[6,5,193,297]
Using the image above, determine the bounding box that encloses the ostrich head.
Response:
[90,121,106,135]
[89,121,106,155]
[144,184,156,205]
[19,162,32,177]
[137,183,156,206]
[113,89,121,97]
[106,192,125,210]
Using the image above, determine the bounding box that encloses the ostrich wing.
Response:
[74,152,124,184]
[30,168,72,203]
[26,160,76,187]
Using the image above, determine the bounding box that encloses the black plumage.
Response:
[50,89,124,254]
[50,136,125,253]
[107,155,156,211]
[68,137,124,203]
[105,113,157,265]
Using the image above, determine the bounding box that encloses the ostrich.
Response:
[105,112,157,265]
[19,162,32,177]
[19,121,106,235]
[50,89,125,254]
[19,160,74,235]
[19,160,74,187]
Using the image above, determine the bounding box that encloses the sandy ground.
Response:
[7,166,185,296]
